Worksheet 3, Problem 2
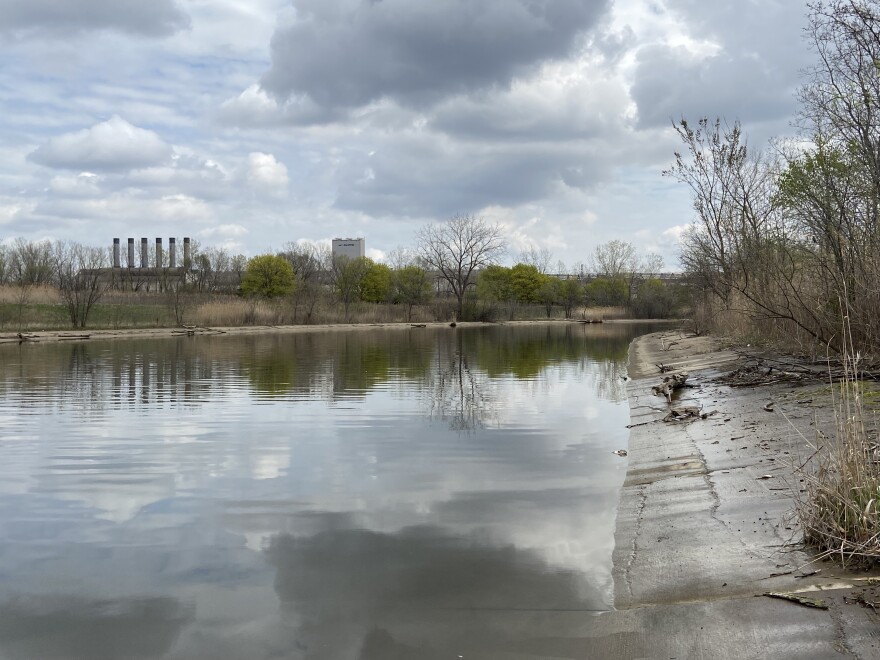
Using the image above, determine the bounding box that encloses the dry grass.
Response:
[193,299,285,326]
[580,306,628,321]
[794,317,880,568]
[0,284,60,304]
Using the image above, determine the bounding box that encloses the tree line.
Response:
[1,217,682,329]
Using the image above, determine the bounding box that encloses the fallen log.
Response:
[652,372,689,402]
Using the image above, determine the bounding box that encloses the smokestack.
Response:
[183,237,191,268]
[155,238,162,268]
[113,238,120,268]
[169,237,176,268]
[141,238,148,269]
[128,238,135,268]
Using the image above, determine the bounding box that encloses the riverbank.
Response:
[610,331,880,658]
[0,318,677,345]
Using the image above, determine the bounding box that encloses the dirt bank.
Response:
[610,330,880,658]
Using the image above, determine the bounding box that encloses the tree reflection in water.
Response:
[0,322,658,420]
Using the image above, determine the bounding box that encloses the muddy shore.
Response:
[610,331,880,658]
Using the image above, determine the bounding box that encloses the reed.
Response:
[794,315,880,567]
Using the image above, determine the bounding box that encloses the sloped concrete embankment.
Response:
[606,332,879,659]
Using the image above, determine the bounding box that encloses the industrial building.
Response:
[331,237,365,260]
[105,237,192,291]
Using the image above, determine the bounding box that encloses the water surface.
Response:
[0,323,660,659]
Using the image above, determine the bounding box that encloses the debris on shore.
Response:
[651,372,689,402]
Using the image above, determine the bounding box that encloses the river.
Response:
[0,322,664,659]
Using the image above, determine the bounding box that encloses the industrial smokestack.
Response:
[128,238,135,268]
[155,238,163,268]
[183,237,191,268]
[113,238,120,269]
[169,237,176,268]
[141,238,148,269]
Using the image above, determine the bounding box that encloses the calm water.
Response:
[0,323,660,659]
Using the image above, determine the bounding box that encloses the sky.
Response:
[0,0,813,269]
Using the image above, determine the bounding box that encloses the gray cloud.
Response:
[261,0,610,116]
[333,135,611,218]
[0,0,190,38]
[631,0,809,129]
[631,45,797,128]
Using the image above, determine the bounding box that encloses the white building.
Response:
[332,237,365,260]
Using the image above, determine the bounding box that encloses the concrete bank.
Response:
[608,331,879,659]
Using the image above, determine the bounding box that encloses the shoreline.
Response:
[0,317,679,346]
[607,331,880,657]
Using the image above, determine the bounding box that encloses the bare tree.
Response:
[0,244,9,284]
[10,238,54,285]
[280,241,327,323]
[591,240,638,277]
[518,244,553,274]
[642,253,665,278]
[416,214,506,320]
[386,245,419,270]
[53,241,111,328]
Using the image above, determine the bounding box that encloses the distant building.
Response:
[332,237,365,260]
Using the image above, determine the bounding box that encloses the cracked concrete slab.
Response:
[608,331,880,659]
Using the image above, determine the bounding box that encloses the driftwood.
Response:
[662,406,705,423]
[411,323,427,328]
[652,372,689,402]
[762,592,828,610]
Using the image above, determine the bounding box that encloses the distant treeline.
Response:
[0,230,685,330]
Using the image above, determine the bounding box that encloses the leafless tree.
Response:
[280,241,327,323]
[518,244,553,274]
[591,239,638,277]
[386,245,419,270]
[0,244,9,284]
[53,241,112,328]
[416,214,506,320]
[10,238,54,285]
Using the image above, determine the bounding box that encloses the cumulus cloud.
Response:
[261,0,610,116]
[30,116,172,172]
[47,172,102,198]
[0,0,190,38]
[245,152,289,195]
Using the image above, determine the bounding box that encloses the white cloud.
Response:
[47,172,102,197]
[245,152,289,196]
[29,116,172,172]
[199,224,249,238]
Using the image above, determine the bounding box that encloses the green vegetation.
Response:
[241,254,295,299]
[1,218,684,331]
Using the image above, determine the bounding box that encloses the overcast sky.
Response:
[0,0,812,269]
